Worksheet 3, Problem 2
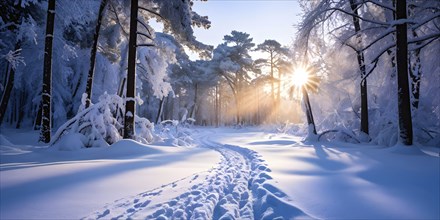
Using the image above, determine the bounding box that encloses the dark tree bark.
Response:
[84,0,109,108]
[0,37,22,125]
[386,0,397,78]
[124,0,138,139]
[15,90,25,129]
[349,0,369,135]
[118,77,126,97]
[156,97,165,124]
[34,102,42,130]
[0,62,13,124]
[302,86,316,135]
[396,0,413,145]
[39,0,56,143]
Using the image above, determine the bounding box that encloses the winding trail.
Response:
[84,132,312,219]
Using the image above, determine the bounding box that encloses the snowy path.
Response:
[84,133,311,219]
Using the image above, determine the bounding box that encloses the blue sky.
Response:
[192,0,303,48]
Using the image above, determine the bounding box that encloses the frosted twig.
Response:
[2,49,25,69]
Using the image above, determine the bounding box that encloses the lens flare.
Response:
[291,67,310,87]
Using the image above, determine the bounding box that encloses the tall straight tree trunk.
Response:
[15,90,25,129]
[396,0,413,145]
[215,85,219,127]
[277,71,281,121]
[156,97,165,124]
[34,102,42,130]
[0,42,22,125]
[302,86,316,135]
[124,0,138,139]
[39,0,56,143]
[270,51,276,122]
[349,0,369,135]
[85,0,109,108]
[118,77,126,97]
[234,92,240,125]
[0,62,13,124]
[190,83,198,119]
[386,0,397,78]
[217,84,222,127]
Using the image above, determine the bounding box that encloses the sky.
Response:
[191,0,303,52]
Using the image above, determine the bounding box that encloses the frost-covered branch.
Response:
[137,31,152,40]
[137,18,152,36]
[320,7,389,26]
[411,12,440,30]
[409,34,440,51]
[2,49,25,69]
[108,2,128,37]
[138,6,164,19]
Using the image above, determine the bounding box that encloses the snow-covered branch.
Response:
[2,49,25,69]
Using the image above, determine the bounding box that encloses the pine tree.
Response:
[256,40,289,123]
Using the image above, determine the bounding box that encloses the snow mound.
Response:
[50,93,157,149]
[107,139,163,155]
[0,134,13,146]
[52,133,88,151]
[0,135,33,155]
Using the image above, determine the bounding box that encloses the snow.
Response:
[1,127,439,219]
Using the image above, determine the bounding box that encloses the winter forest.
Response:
[0,0,439,219]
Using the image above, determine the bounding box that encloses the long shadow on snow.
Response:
[249,140,298,146]
[0,148,210,208]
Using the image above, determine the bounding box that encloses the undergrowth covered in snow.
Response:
[51,93,156,149]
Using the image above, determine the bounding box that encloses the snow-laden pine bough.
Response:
[50,93,156,148]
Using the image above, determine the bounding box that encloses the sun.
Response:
[291,67,310,87]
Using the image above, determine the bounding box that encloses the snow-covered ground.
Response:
[1,127,439,219]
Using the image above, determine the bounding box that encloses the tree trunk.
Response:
[302,86,316,135]
[124,0,138,139]
[34,102,42,130]
[217,84,222,127]
[118,77,126,97]
[270,51,276,122]
[0,62,13,125]
[386,0,397,78]
[215,85,219,127]
[234,92,240,125]
[156,97,165,124]
[39,0,56,143]
[84,0,108,108]
[396,0,413,145]
[190,83,198,119]
[15,90,25,129]
[349,0,369,135]
[276,71,281,122]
